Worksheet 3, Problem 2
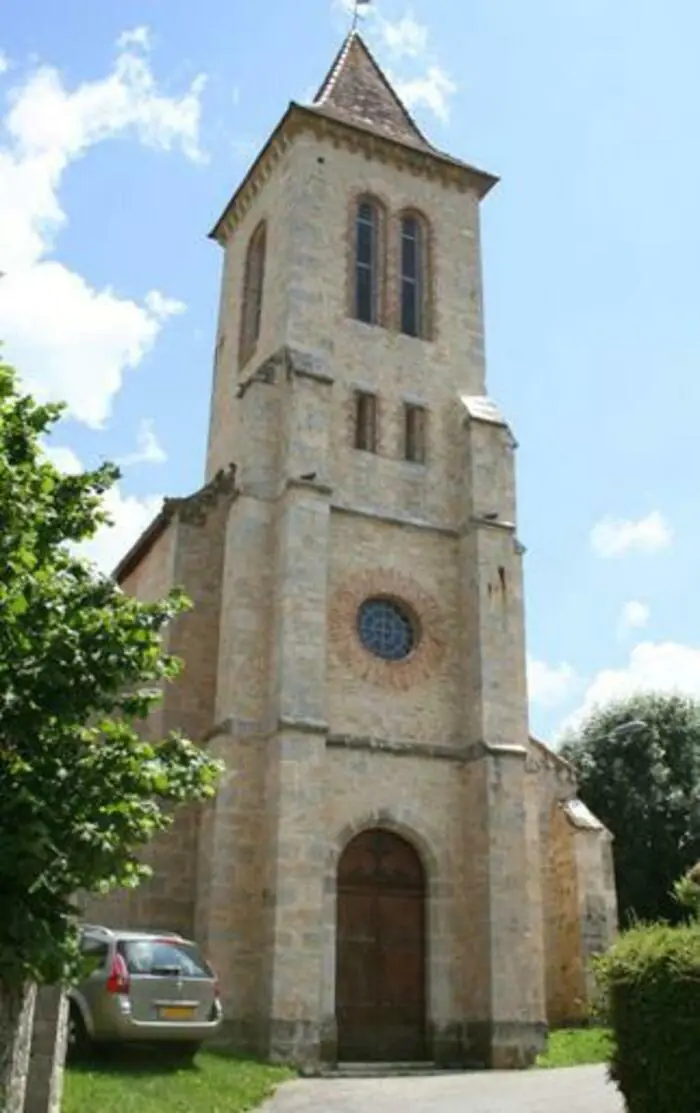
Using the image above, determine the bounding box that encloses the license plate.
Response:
[159,1006,196,1021]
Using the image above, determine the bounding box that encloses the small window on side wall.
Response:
[354,391,378,453]
[404,403,427,464]
[400,213,428,339]
[239,221,266,365]
[354,199,381,325]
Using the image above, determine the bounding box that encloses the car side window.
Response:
[80,936,109,974]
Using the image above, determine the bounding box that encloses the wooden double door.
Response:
[335,829,427,1062]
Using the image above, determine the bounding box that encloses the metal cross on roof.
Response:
[351,0,372,32]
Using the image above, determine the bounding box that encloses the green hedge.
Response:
[595,921,700,1113]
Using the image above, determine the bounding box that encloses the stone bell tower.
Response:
[191,31,547,1069]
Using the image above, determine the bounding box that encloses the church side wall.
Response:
[83,522,179,930]
[528,749,585,1026]
[139,500,230,939]
[543,803,587,1026]
[574,827,618,1010]
[529,744,618,1026]
[85,503,231,941]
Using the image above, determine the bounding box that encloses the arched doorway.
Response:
[336,828,427,1062]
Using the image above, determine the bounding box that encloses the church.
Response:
[93,31,618,1070]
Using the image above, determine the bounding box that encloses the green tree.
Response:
[0,359,222,1110]
[561,693,700,928]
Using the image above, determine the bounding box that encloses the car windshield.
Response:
[117,938,213,979]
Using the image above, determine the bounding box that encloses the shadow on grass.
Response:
[69,1046,201,1077]
[204,1045,276,1066]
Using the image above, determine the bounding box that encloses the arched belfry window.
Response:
[399,212,429,339]
[354,197,382,326]
[239,220,266,364]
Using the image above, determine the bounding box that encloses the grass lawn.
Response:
[63,1050,295,1113]
[535,1027,612,1069]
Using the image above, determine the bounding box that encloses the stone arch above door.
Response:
[328,808,442,888]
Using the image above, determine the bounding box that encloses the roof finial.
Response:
[351,0,371,33]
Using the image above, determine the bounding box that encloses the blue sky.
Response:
[1,0,699,742]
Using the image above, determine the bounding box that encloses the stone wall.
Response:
[543,802,587,1026]
[574,816,618,1010]
[529,740,618,1026]
[24,988,68,1113]
[327,517,462,745]
[84,477,232,938]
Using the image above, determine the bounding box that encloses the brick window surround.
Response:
[399,211,427,338]
[329,569,446,691]
[346,193,435,342]
[347,193,389,328]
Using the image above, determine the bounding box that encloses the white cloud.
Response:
[378,14,428,59]
[618,600,650,635]
[44,444,82,475]
[0,263,184,427]
[144,290,186,319]
[590,511,672,558]
[0,33,205,426]
[559,641,700,737]
[4,46,206,184]
[117,26,152,52]
[528,655,579,708]
[392,65,457,124]
[0,51,9,75]
[118,419,167,467]
[87,486,163,574]
[330,1,457,123]
[43,443,162,573]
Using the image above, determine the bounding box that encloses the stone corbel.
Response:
[236,352,281,398]
[165,463,238,526]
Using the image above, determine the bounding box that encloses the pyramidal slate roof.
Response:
[311,31,433,153]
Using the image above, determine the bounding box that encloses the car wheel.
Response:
[168,1042,202,1065]
[66,1005,92,1063]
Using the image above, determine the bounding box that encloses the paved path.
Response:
[260,1066,623,1113]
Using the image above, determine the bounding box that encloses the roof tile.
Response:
[313,31,431,152]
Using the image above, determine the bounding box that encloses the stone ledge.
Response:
[285,346,335,385]
[203,723,529,763]
[202,716,272,742]
[327,734,464,762]
[286,476,334,496]
[279,716,329,735]
[486,742,529,759]
[462,741,529,764]
[330,501,523,544]
[468,515,516,533]
[236,350,280,398]
[235,344,336,400]
[331,500,460,538]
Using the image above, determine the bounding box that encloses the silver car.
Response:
[67,925,224,1062]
